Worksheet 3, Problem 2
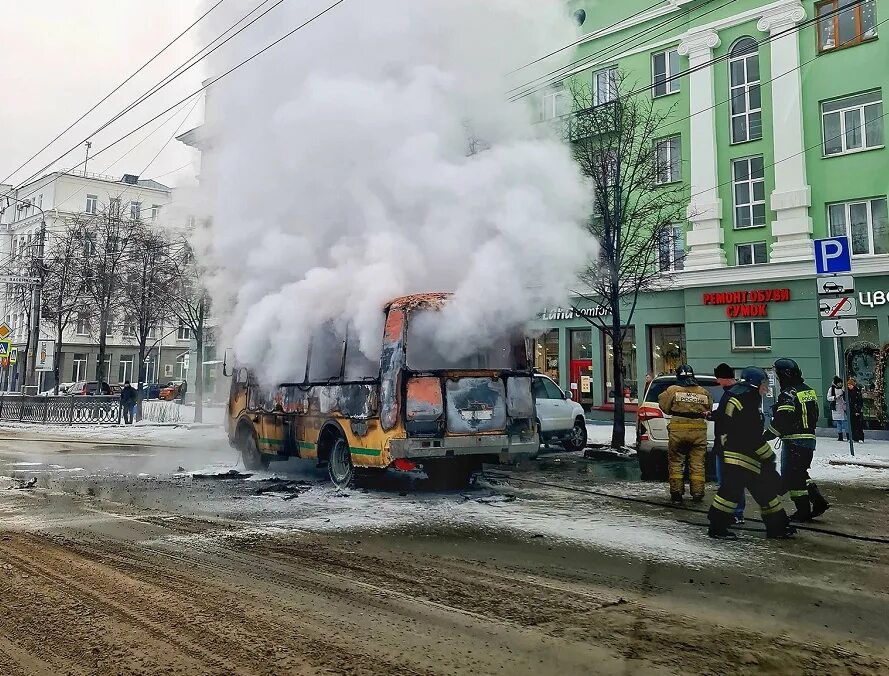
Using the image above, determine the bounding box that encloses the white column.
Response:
[678,29,726,270]
[758,2,813,263]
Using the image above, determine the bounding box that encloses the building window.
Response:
[732,156,766,228]
[593,66,618,106]
[123,322,137,337]
[148,325,157,339]
[732,320,771,350]
[822,90,883,156]
[130,201,141,220]
[652,48,680,97]
[828,197,889,255]
[729,38,762,144]
[650,325,686,377]
[540,86,568,122]
[76,314,90,336]
[72,354,88,381]
[658,225,685,272]
[569,329,593,409]
[655,136,681,184]
[604,327,637,403]
[151,204,161,221]
[533,329,560,383]
[176,353,189,380]
[85,195,98,214]
[736,241,768,266]
[119,356,134,383]
[817,0,877,52]
[177,322,190,341]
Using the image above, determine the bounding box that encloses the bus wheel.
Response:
[328,437,354,489]
[239,427,269,470]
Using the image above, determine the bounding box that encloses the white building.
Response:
[0,170,194,392]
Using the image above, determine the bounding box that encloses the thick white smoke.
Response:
[196,0,597,384]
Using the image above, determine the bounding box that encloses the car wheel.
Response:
[328,436,354,489]
[562,418,588,452]
[239,428,269,470]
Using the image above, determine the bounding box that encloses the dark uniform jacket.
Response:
[712,385,732,455]
[764,383,818,449]
[718,383,775,474]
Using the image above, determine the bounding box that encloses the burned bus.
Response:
[225,293,538,487]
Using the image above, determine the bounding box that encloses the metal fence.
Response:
[0,395,122,424]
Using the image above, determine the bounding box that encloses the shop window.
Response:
[732,156,766,228]
[650,325,686,377]
[652,48,680,97]
[845,318,880,422]
[822,90,883,156]
[732,320,771,350]
[737,241,768,266]
[729,38,762,144]
[569,329,594,408]
[533,329,560,383]
[827,197,889,255]
[817,0,877,53]
[604,327,638,403]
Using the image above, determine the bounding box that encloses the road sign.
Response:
[0,275,39,286]
[819,296,857,318]
[816,275,854,295]
[821,318,859,338]
[9,347,17,365]
[0,340,11,358]
[0,323,10,340]
[814,236,852,275]
[35,340,54,372]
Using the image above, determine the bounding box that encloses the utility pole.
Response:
[83,141,92,176]
[27,204,47,391]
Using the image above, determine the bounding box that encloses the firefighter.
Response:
[764,358,830,522]
[658,364,712,503]
[708,367,795,540]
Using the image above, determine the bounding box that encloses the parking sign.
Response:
[814,236,852,275]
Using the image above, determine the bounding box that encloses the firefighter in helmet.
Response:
[708,367,795,539]
[658,364,713,503]
[764,358,830,521]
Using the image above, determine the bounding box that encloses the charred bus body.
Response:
[225,293,538,487]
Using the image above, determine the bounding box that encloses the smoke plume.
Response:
[195,0,596,384]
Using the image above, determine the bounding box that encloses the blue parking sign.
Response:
[814,236,852,275]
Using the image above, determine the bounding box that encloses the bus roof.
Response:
[385,292,452,313]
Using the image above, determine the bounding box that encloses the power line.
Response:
[0,0,227,186]
[139,97,203,178]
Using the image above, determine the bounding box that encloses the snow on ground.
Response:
[0,420,227,447]
[586,422,636,447]
[809,437,889,486]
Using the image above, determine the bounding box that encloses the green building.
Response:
[534,0,888,427]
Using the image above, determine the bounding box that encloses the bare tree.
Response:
[40,221,85,393]
[120,225,181,416]
[169,235,212,423]
[567,74,689,448]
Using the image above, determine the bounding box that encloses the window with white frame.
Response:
[76,313,90,336]
[828,197,889,255]
[151,204,161,221]
[148,325,157,339]
[109,198,121,217]
[655,136,681,184]
[729,38,762,143]
[736,241,768,266]
[130,201,141,220]
[72,353,88,381]
[177,322,190,341]
[540,86,568,121]
[732,321,771,350]
[85,195,98,214]
[822,90,883,156]
[123,322,137,338]
[732,156,766,228]
[658,225,685,272]
[176,353,189,380]
[652,49,680,97]
[593,66,618,106]
[119,355,134,383]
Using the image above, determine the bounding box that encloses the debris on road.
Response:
[253,479,316,500]
[192,469,254,480]
[7,477,37,490]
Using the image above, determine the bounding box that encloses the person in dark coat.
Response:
[121,380,137,425]
[847,378,865,443]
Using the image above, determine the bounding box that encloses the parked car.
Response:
[38,382,74,396]
[532,373,588,452]
[142,383,162,399]
[159,380,186,401]
[636,374,724,480]
[68,381,112,395]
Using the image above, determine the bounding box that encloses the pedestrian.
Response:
[713,363,745,524]
[827,376,848,441]
[847,377,865,443]
[179,379,188,403]
[707,367,795,540]
[764,358,830,522]
[121,380,137,425]
[658,365,713,504]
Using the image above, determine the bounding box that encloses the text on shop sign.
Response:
[701,288,791,318]
[859,291,889,307]
[539,306,609,321]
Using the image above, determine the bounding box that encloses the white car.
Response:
[531,373,588,452]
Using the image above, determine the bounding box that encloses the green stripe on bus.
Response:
[298,441,317,449]
[258,437,281,446]
[350,447,381,457]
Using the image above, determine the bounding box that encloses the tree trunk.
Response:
[194,301,205,424]
[610,298,626,449]
[54,320,64,395]
[135,336,148,421]
[96,309,108,385]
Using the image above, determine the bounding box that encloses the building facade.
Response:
[537,0,887,426]
[0,171,193,391]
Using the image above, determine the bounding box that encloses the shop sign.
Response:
[859,291,889,307]
[539,306,609,321]
[701,288,791,318]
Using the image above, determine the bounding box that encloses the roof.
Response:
[385,292,452,312]
[131,178,170,191]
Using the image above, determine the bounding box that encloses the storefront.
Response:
[532,273,889,427]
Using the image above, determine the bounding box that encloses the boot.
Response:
[670,492,684,505]
[766,524,797,539]
[708,529,738,540]
[838,433,843,441]
[789,495,812,522]
[691,495,704,503]
[808,483,831,519]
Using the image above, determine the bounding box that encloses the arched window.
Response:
[729,38,762,143]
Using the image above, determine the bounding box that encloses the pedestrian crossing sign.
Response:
[0,341,10,358]
[8,347,17,365]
